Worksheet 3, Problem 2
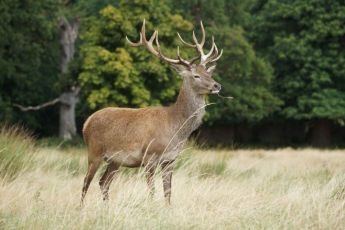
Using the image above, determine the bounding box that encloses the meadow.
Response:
[0,126,344,229]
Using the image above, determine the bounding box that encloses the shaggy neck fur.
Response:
[170,77,206,138]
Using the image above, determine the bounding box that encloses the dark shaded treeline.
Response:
[1,0,344,147]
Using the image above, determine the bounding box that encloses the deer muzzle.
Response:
[210,83,221,94]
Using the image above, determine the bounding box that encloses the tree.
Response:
[246,0,345,146]
[166,0,282,125]
[0,0,61,134]
[1,0,84,140]
[11,16,81,140]
[57,16,81,140]
[78,0,193,110]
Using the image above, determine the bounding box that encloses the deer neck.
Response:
[170,78,206,133]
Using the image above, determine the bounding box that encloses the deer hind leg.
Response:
[81,157,102,206]
[99,162,120,201]
[162,162,174,204]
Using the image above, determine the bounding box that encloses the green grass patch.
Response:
[0,124,37,181]
[37,135,85,150]
[198,160,227,178]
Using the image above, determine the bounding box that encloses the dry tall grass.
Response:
[0,131,345,229]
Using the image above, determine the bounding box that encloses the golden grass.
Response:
[1,146,345,229]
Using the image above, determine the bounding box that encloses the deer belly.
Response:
[103,149,143,167]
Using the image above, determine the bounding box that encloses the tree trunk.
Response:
[310,118,331,148]
[58,16,80,140]
[59,88,80,140]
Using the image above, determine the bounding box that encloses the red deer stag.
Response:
[81,20,223,205]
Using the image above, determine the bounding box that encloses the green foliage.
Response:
[165,0,249,28]
[167,0,282,124]
[247,0,345,120]
[74,0,118,17]
[2,0,343,144]
[208,26,283,124]
[0,0,61,132]
[0,124,36,181]
[79,1,193,110]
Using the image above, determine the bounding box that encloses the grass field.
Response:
[0,127,345,229]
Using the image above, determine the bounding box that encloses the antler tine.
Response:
[192,21,217,66]
[188,53,202,65]
[202,36,215,61]
[192,31,199,47]
[126,19,147,47]
[176,21,209,65]
[210,48,223,63]
[177,32,196,48]
[199,21,206,46]
[126,19,160,57]
[205,44,223,64]
[155,32,190,67]
[125,32,143,46]
[140,19,159,45]
[176,46,192,66]
[126,19,190,66]
[177,21,205,49]
[176,33,200,65]
[192,21,206,47]
[177,31,203,65]
[141,19,147,42]
[199,38,217,66]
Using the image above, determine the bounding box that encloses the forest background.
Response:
[1,0,345,148]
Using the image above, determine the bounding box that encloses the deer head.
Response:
[126,20,223,95]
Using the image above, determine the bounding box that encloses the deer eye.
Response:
[194,75,200,78]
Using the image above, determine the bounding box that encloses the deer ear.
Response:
[170,65,189,75]
[206,65,217,74]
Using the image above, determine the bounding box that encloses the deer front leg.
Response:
[146,163,156,197]
[162,162,174,204]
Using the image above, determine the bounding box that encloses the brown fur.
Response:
[81,21,222,205]
[81,64,221,204]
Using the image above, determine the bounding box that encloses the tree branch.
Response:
[13,98,61,111]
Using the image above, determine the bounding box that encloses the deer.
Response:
[81,19,223,205]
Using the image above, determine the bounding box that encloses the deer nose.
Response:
[214,83,221,90]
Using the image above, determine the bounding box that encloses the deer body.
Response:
[81,20,223,205]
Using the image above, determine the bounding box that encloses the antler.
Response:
[177,21,223,66]
[126,20,223,67]
[126,20,191,68]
